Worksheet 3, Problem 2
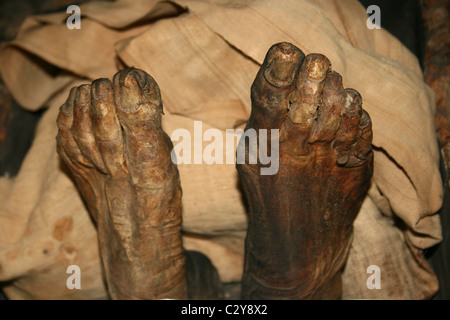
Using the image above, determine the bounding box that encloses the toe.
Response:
[112,68,172,186]
[91,78,127,177]
[347,109,373,166]
[72,84,107,173]
[57,87,91,167]
[287,53,331,128]
[309,71,344,142]
[333,88,363,166]
[250,42,305,129]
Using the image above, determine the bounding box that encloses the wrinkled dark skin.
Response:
[237,42,373,299]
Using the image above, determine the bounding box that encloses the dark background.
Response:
[0,0,448,300]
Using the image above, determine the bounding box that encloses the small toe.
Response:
[351,109,373,161]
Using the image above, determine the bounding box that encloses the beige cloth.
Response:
[0,0,443,299]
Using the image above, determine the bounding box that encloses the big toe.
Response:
[263,42,305,88]
[113,68,162,115]
[112,68,173,186]
[250,42,305,129]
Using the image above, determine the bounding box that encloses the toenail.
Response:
[337,153,349,165]
[359,110,371,127]
[327,71,343,89]
[264,45,303,87]
[344,94,355,109]
[75,85,91,105]
[306,54,331,80]
[124,69,150,92]
[343,89,362,118]
[60,87,77,114]
[123,73,139,88]
[304,54,330,81]
[344,89,362,105]
[92,79,112,100]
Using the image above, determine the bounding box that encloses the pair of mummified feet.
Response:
[56,42,373,300]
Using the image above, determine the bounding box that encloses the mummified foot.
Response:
[238,42,373,299]
[56,68,187,299]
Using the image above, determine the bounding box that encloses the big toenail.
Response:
[126,69,150,91]
[264,44,303,87]
[123,74,139,88]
